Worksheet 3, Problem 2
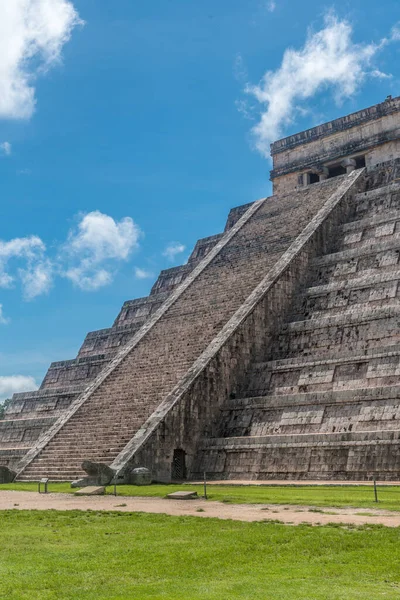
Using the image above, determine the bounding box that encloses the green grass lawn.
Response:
[2,481,400,511]
[0,510,399,599]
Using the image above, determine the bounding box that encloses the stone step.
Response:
[40,429,137,440]
[41,353,112,389]
[228,384,400,410]
[312,235,400,270]
[43,441,130,451]
[20,465,110,475]
[201,429,400,449]
[0,416,56,427]
[343,207,400,234]
[194,430,400,481]
[309,237,400,288]
[220,385,400,437]
[278,305,400,358]
[19,466,109,477]
[262,343,400,370]
[4,387,83,422]
[19,466,86,473]
[0,445,34,451]
[33,448,126,457]
[25,459,118,469]
[285,303,400,330]
[341,213,400,249]
[245,347,400,396]
[77,322,143,358]
[29,449,121,460]
[45,432,133,441]
[353,181,400,200]
[296,269,400,320]
[17,473,85,481]
[352,183,400,218]
[305,268,400,298]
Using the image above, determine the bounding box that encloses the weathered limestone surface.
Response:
[129,467,152,486]
[194,174,400,480]
[0,466,16,484]
[272,96,400,194]
[15,173,358,482]
[4,96,400,483]
[0,215,227,471]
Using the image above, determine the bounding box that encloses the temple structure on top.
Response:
[271,95,400,194]
[2,95,400,484]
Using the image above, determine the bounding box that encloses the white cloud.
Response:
[0,142,11,156]
[63,211,142,290]
[0,375,37,401]
[0,235,51,299]
[0,211,143,299]
[245,14,400,157]
[19,259,53,300]
[0,0,83,120]
[162,242,186,262]
[134,267,154,280]
[267,1,276,12]
[391,25,400,42]
[0,305,9,325]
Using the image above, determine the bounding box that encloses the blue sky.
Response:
[0,0,399,400]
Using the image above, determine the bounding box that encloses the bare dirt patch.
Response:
[1,490,399,527]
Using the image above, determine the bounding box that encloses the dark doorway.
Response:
[309,173,320,184]
[171,449,187,481]
[355,155,366,169]
[328,164,347,178]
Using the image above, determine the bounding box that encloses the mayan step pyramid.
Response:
[2,96,400,482]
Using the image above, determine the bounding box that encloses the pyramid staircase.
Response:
[13,170,367,482]
[194,179,400,480]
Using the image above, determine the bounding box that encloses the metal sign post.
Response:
[38,478,49,494]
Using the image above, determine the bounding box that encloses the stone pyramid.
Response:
[2,96,400,483]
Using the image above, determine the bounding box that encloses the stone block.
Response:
[71,461,115,488]
[167,491,198,500]
[0,466,16,483]
[74,486,105,496]
[128,467,152,486]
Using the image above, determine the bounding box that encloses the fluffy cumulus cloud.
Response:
[63,211,142,290]
[0,142,11,155]
[0,375,38,401]
[0,210,143,300]
[0,0,82,120]
[162,242,186,262]
[245,14,400,157]
[134,267,154,280]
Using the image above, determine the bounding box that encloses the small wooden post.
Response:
[203,472,207,500]
[373,477,378,503]
[114,483,117,497]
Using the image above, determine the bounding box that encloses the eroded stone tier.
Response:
[4,97,400,482]
[16,172,363,481]
[194,170,400,480]
[0,219,227,470]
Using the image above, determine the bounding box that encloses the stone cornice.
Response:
[270,96,400,156]
[270,128,400,180]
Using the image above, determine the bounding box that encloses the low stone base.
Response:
[74,486,105,496]
[167,491,198,500]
